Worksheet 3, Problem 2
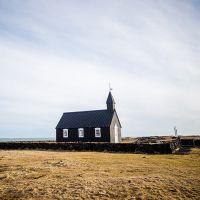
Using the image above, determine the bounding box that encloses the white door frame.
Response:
[114,124,119,143]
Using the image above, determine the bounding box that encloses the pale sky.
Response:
[0,0,200,138]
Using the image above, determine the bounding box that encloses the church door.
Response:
[114,124,119,143]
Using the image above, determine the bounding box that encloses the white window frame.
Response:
[78,128,84,138]
[63,129,68,138]
[95,128,101,137]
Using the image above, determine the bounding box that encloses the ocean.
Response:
[0,138,55,142]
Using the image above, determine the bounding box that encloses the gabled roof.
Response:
[106,91,115,104]
[56,109,114,129]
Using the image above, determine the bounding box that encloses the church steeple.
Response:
[106,91,115,112]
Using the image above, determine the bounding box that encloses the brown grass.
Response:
[0,149,200,200]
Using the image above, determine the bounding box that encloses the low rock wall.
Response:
[0,139,180,154]
[180,139,200,147]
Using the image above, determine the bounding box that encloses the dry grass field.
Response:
[0,149,199,200]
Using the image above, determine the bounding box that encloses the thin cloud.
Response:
[0,0,199,137]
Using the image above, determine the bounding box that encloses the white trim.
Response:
[95,128,101,137]
[78,128,84,138]
[63,129,68,138]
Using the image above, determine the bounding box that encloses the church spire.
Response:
[106,91,115,112]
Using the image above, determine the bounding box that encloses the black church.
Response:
[56,91,122,143]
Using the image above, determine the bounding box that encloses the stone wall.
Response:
[0,139,180,154]
[180,139,200,147]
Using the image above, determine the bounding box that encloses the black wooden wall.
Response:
[56,127,110,142]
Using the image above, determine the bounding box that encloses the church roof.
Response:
[56,109,114,129]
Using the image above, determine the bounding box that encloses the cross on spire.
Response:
[109,82,113,92]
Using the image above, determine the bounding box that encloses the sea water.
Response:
[0,138,55,142]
